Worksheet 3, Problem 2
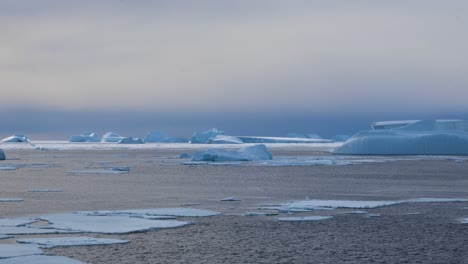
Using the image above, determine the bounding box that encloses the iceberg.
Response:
[118,137,144,144]
[238,136,332,143]
[191,128,224,144]
[101,132,125,143]
[69,132,100,143]
[192,144,273,161]
[286,133,322,139]
[372,120,420,130]
[334,120,468,155]
[1,134,30,143]
[0,149,4,160]
[208,135,243,144]
[331,135,350,142]
[144,131,188,143]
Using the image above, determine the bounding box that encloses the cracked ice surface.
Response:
[1,255,85,264]
[0,244,42,259]
[277,216,333,222]
[79,208,221,218]
[0,218,37,227]
[40,214,191,234]
[17,236,129,248]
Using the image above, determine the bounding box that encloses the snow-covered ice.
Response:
[191,128,224,144]
[208,135,243,144]
[69,132,100,143]
[40,214,190,234]
[17,237,129,248]
[1,255,85,264]
[79,208,221,218]
[238,136,332,144]
[1,134,31,143]
[0,198,23,202]
[0,244,42,259]
[101,132,125,143]
[221,197,242,202]
[0,218,37,227]
[119,137,144,144]
[192,144,272,161]
[334,120,468,155]
[277,216,333,222]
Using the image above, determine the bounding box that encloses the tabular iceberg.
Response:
[192,144,273,161]
[0,149,5,160]
[101,132,125,143]
[191,128,224,144]
[334,119,468,155]
[1,134,31,143]
[69,132,100,143]
[143,131,188,143]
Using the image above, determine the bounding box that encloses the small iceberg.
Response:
[143,131,189,143]
[221,197,242,201]
[1,134,31,143]
[69,132,100,143]
[208,135,243,144]
[191,128,224,144]
[192,144,273,161]
[238,136,332,143]
[118,137,144,144]
[101,132,125,143]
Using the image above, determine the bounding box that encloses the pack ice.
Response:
[191,128,224,144]
[1,134,31,143]
[192,144,273,161]
[69,132,100,143]
[334,119,468,155]
[143,131,188,143]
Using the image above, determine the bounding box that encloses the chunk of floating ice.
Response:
[111,166,130,172]
[0,226,81,235]
[40,214,190,234]
[1,134,31,143]
[0,167,16,170]
[67,170,128,175]
[192,144,272,161]
[101,132,125,143]
[79,208,221,218]
[244,212,278,216]
[238,136,333,143]
[221,197,241,202]
[27,189,63,193]
[69,132,100,143]
[17,236,129,248]
[1,255,85,264]
[207,135,243,144]
[277,216,333,222]
[0,244,42,258]
[346,210,369,214]
[0,149,5,160]
[191,128,224,144]
[179,153,192,159]
[0,235,13,239]
[118,137,144,144]
[0,198,23,202]
[367,213,381,218]
[0,218,37,227]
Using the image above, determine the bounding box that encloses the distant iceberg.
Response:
[208,135,243,144]
[334,119,468,155]
[0,149,5,160]
[143,131,188,143]
[191,128,224,144]
[238,136,332,144]
[101,132,125,143]
[332,135,351,142]
[192,144,273,161]
[286,133,322,139]
[1,134,31,143]
[118,137,144,144]
[69,132,100,143]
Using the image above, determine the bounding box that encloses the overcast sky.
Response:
[1,1,467,138]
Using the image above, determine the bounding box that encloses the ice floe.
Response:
[1,255,85,264]
[335,119,468,155]
[0,226,81,235]
[0,244,42,259]
[67,169,128,175]
[0,198,23,202]
[0,235,13,240]
[119,137,144,144]
[192,144,272,161]
[101,132,125,143]
[17,237,129,248]
[208,135,243,144]
[0,166,16,170]
[79,208,221,218]
[1,135,31,143]
[191,128,224,144]
[238,136,332,143]
[27,189,63,193]
[244,212,278,216]
[69,132,100,143]
[277,216,333,222]
[40,214,190,234]
[221,197,242,202]
[0,149,5,160]
[0,218,37,227]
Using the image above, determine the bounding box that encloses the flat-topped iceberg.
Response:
[118,137,144,144]
[192,144,273,161]
[334,120,468,155]
[69,132,100,143]
[1,134,31,143]
[208,135,243,144]
[101,132,125,143]
[238,136,332,144]
[143,131,188,143]
[191,128,224,144]
[0,149,4,160]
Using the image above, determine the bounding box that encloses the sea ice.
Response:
[67,169,128,175]
[40,214,190,234]
[69,132,100,143]
[0,167,16,170]
[0,218,37,227]
[277,216,333,222]
[17,237,129,248]
[238,136,332,143]
[286,133,322,139]
[118,137,144,144]
[179,153,192,159]
[191,128,224,144]
[0,235,13,240]
[0,244,42,259]
[0,226,81,235]
[1,255,85,264]
[0,150,5,160]
[101,132,125,143]
[221,197,242,201]
[80,208,221,217]
[0,198,23,202]
[1,134,31,143]
[334,120,468,155]
[244,212,278,216]
[191,144,273,161]
[208,135,243,144]
[332,135,351,142]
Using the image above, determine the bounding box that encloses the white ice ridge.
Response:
[0,244,42,259]
[79,208,221,218]
[101,132,125,143]
[17,237,129,248]
[0,218,37,227]
[69,132,100,142]
[118,137,144,144]
[143,131,188,143]
[277,216,333,222]
[237,136,333,144]
[208,135,243,144]
[0,149,5,160]
[0,198,23,202]
[335,119,468,155]
[264,198,468,212]
[1,255,85,264]
[191,128,224,144]
[192,144,273,161]
[1,134,31,143]
[40,214,190,234]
